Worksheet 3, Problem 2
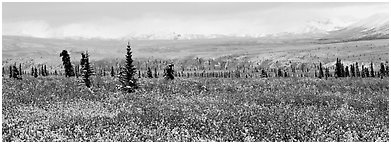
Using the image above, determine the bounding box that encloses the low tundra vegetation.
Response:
[2,76,388,142]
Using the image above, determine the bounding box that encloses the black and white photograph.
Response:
[1,1,389,142]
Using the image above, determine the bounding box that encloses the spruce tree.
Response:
[111,66,115,77]
[119,42,138,93]
[44,65,48,76]
[60,50,75,77]
[319,62,324,79]
[154,67,158,78]
[335,58,340,77]
[277,69,283,77]
[19,64,22,76]
[34,67,38,78]
[147,67,153,78]
[81,51,94,88]
[12,65,21,80]
[164,64,175,80]
[41,65,45,76]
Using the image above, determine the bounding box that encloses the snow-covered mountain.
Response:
[119,13,388,41]
[301,18,355,34]
[322,13,389,41]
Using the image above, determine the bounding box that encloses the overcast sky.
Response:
[2,2,389,39]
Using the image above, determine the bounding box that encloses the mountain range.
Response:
[118,13,388,41]
[320,13,389,41]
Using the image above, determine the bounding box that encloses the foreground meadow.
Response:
[2,76,389,142]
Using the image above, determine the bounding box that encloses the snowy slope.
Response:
[323,13,389,41]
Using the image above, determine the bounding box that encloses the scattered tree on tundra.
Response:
[119,42,138,93]
[11,65,21,80]
[164,64,175,80]
[60,50,75,77]
[111,66,115,77]
[147,67,153,78]
[81,51,94,88]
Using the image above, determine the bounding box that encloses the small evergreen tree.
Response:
[277,69,283,77]
[44,65,48,76]
[41,65,45,76]
[80,53,87,66]
[154,67,158,78]
[147,67,153,78]
[163,64,175,80]
[12,65,21,80]
[119,42,138,93]
[34,67,38,78]
[19,64,22,76]
[31,67,34,76]
[60,50,75,77]
[319,62,324,79]
[81,51,94,88]
[335,58,340,77]
[111,66,115,77]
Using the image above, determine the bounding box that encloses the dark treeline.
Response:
[3,57,389,80]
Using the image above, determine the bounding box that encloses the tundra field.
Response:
[1,77,389,142]
[1,37,390,142]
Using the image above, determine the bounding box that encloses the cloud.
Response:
[2,3,388,39]
[3,20,53,38]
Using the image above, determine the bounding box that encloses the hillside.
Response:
[321,13,389,42]
[2,35,389,72]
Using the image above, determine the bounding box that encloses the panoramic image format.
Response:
[1,2,389,142]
